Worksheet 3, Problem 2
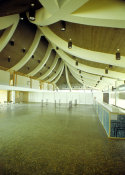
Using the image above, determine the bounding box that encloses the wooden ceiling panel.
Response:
[71,55,125,73]
[68,69,82,86]
[56,69,67,88]
[0,29,5,37]
[18,36,48,74]
[43,59,61,82]
[49,21,125,56]
[35,50,56,78]
[0,0,42,17]
[0,20,36,69]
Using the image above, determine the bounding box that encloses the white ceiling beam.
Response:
[9,29,42,71]
[65,65,72,90]
[51,44,125,80]
[0,15,19,52]
[40,26,125,68]
[39,54,59,80]
[28,43,52,76]
[45,61,64,82]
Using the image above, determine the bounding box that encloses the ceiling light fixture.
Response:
[109,65,113,68]
[76,60,78,66]
[8,56,11,62]
[61,21,66,31]
[9,40,14,46]
[20,13,25,20]
[29,3,35,21]
[22,48,26,53]
[100,76,102,80]
[105,67,108,74]
[116,49,120,60]
[68,38,72,49]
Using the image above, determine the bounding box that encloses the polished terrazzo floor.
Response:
[0,103,125,175]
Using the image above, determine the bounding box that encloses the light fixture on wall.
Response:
[105,67,108,74]
[29,3,35,21]
[68,38,72,49]
[61,21,66,31]
[116,49,120,60]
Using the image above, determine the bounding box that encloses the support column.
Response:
[7,90,15,103]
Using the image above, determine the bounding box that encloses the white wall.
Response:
[28,90,93,104]
[0,70,10,85]
[32,79,40,89]
[17,75,30,88]
[93,90,103,103]
[0,90,7,104]
[107,91,125,109]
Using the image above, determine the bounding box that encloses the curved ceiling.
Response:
[0,0,125,91]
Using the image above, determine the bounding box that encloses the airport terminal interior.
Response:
[0,0,125,174]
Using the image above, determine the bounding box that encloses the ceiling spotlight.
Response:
[9,40,14,46]
[105,67,108,74]
[116,49,120,60]
[29,4,35,21]
[8,56,11,62]
[61,21,66,31]
[109,65,113,68]
[76,60,78,66]
[31,3,35,7]
[20,13,25,20]
[22,48,26,53]
[68,38,72,49]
